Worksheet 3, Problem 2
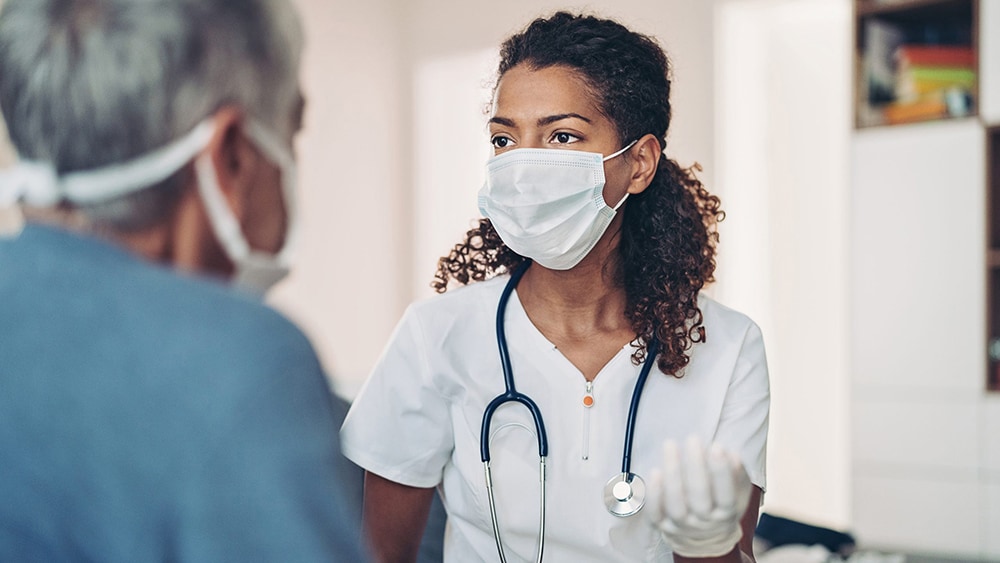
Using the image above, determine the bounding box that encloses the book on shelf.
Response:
[881,86,973,125]
[883,97,948,125]
[896,66,976,100]
[896,45,975,69]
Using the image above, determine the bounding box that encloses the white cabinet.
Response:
[851,1,1000,555]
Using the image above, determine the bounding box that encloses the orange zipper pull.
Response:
[583,380,594,407]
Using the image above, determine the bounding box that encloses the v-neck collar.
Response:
[506,287,634,384]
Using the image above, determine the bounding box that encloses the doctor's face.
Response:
[488,64,632,207]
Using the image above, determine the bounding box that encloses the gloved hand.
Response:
[644,436,752,558]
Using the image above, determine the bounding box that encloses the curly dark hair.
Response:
[432,12,724,377]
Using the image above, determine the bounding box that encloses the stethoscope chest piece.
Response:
[603,472,646,517]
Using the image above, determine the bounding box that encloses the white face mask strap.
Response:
[612,193,630,211]
[0,120,216,207]
[242,121,298,259]
[193,119,297,283]
[602,139,639,162]
[243,121,294,171]
[605,140,638,211]
[194,152,252,263]
[0,161,60,207]
[61,121,217,204]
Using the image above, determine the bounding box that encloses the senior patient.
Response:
[0,0,365,560]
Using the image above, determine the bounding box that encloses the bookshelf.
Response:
[989,125,1000,391]
[854,0,978,128]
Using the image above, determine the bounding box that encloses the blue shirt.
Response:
[0,224,367,562]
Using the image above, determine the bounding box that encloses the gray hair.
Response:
[0,0,303,230]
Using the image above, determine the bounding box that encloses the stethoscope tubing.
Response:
[620,338,659,475]
[480,261,547,463]
[480,260,660,561]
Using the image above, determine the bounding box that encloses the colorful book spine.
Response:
[883,98,948,125]
[895,45,975,68]
[896,66,976,99]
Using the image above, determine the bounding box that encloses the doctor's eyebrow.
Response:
[537,113,591,126]
[488,113,593,128]
[488,116,516,127]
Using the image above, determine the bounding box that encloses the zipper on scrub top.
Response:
[582,380,594,460]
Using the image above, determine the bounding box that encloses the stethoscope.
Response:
[480,261,660,563]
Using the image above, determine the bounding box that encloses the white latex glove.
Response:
[645,436,752,558]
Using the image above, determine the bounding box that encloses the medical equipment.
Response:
[480,261,660,562]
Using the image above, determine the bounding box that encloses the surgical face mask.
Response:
[0,118,297,296]
[478,141,636,270]
[194,122,297,295]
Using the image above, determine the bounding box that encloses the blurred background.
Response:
[1,0,997,559]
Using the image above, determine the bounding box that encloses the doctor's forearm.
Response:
[361,471,435,563]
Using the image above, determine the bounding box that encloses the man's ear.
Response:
[626,133,662,195]
[202,106,256,218]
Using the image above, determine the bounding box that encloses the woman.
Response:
[342,12,769,563]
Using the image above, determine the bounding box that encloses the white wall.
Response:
[409,49,496,299]
[268,0,408,396]
[716,0,852,529]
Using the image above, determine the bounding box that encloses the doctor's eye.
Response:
[551,131,581,145]
[491,135,514,149]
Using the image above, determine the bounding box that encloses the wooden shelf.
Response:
[854,0,978,129]
[857,0,973,18]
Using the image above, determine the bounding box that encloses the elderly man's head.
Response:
[0,0,305,291]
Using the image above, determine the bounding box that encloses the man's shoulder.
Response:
[1,224,318,371]
[123,253,318,377]
[0,223,331,440]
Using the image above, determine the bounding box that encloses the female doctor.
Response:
[341,12,769,563]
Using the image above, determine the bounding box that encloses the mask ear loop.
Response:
[604,140,639,211]
[602,139,638,162]
[612,193,630,211]
[242,120,298,261]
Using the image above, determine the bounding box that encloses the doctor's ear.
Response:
[626,134,662,196]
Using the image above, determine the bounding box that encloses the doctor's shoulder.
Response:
[695,292,766,353]
[402,274,509,329]
[684,293,769,400]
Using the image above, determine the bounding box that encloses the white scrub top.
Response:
[341,275,769,563]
